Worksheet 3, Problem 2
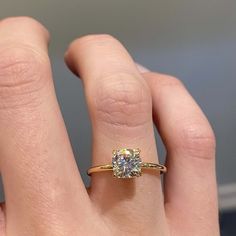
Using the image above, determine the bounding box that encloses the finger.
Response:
[144,72,219,235]
[65,35,168,234]
[0,17,90,234]
[0,203,5,235]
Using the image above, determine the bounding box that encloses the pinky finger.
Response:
[143,72,219,236]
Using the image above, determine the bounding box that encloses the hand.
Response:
[0,17,219,236]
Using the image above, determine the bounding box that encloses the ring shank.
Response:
[87,162,167,176]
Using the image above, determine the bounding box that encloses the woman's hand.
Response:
[0,17,219,236]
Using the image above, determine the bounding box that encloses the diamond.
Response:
[112,148,142,178]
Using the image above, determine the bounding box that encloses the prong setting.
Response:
[112,148,142,178]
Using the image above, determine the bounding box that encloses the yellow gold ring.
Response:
[87,148,167,179]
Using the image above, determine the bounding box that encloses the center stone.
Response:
[112,148,142,178]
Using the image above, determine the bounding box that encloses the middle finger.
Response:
[65,35,168,234]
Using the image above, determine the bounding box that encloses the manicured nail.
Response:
[136,63,150,72]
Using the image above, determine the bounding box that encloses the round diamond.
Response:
[112,148,142,178]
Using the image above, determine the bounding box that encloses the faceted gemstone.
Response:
[112,148,142,178]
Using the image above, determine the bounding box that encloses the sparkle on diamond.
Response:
[112,148,142,178]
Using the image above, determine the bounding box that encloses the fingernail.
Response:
[136,63,150,72]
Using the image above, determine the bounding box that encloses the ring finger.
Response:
[65,34,168,235]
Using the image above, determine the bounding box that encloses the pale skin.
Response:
[0,17,219,236]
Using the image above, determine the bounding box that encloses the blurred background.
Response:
[0,0,235,235]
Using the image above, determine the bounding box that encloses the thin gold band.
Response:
[87,162,167,176]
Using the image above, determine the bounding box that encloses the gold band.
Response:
[87,162,167,176]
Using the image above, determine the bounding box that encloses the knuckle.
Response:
[92,73,152,128]
[69,34,119,50]
[1,16,36,24]
[1,16,31,26]
[0,16,49,36]
[0,45,50,107]
[160,75,184,87]
[148,73,185,91]
[177,123,216,159]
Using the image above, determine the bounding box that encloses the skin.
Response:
[0,17,219,236]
